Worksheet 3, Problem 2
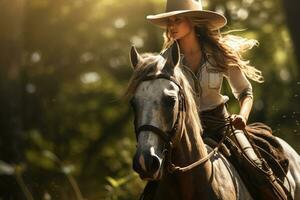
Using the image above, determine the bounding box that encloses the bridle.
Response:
[134,74,186,151]
[133,73,224,173]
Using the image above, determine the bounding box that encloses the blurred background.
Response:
[0,0,299,199]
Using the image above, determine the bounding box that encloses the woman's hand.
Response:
[232,96,253,130]
[230,114,247,130]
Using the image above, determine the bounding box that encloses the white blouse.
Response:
[180,54,253,112]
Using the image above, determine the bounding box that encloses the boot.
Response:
[233,130,262,168]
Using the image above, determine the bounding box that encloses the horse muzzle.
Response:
[133,149,164,180]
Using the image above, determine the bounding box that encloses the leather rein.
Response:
[133,74,229,173]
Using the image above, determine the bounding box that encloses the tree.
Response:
[0,0,26,198]
[282,0,300,71]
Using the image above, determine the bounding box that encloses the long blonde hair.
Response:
[163,21,264,83]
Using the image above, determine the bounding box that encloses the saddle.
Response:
[245,123,289,180]
[206,122,293,200]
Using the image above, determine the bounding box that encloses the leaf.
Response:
[61,164,75,175]
[106,173,139,188]
[14,164,26,174]
[42,150,59,162]
[0,160,15,175]
[106,176,119,188]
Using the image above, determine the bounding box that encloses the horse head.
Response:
[128,43,185,180]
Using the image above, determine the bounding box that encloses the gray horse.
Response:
[126,43,300,200]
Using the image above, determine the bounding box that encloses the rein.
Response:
[167,118,234,173]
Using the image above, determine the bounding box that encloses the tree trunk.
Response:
[282,0,300,71]
[0,0,26,198]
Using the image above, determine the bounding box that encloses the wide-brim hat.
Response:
[147,0,227,30]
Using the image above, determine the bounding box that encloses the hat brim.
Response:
[147,10,227,30]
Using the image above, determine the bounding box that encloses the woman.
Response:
[144,1,293,199]
[147,0,264,166]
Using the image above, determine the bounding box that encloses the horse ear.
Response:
[170,41,180,67]
[130,46,143,69]
[163,42,180,73]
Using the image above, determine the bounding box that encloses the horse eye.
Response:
[130,97,136,108]
[163,96,176,107]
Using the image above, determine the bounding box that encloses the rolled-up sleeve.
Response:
[225,66,253,101]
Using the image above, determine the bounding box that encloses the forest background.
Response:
[0,0,299,199]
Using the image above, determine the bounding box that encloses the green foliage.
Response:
[0,0,299,199]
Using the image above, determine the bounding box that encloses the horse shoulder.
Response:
[207,146,253,200]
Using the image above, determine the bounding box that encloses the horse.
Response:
[126,42,300,200]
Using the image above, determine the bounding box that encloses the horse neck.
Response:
[170,121,215,200]
[185,122,210,165]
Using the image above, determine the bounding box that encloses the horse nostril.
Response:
[145,154,161,173]
[151,155,160,172]
[132,150,162,178]
[132,153,143,173]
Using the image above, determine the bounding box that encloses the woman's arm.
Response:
[231,96,253,129]
[225,65,255,129]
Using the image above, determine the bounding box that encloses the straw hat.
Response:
[146,0,227,30]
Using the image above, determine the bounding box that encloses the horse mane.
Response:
[125,53,202,136]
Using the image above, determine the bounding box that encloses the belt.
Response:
[200,103,229,118]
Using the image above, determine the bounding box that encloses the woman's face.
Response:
[167,16,193,40]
